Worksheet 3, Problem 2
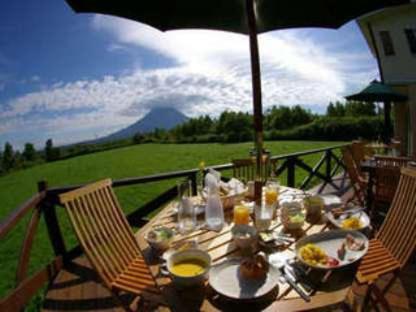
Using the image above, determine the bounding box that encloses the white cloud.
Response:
[0,15,377,148]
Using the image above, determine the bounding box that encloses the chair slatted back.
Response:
[232,159,255,183]
[377,167,416,266]
[232,156,272,183]
[374,155,411,168]
[342,147,365,205]
[59,179,140,288]
[351,141,374,175]
[351,141,366,165]
[374,166,401,204]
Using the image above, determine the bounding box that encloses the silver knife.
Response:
[280,265,311,302]
[284,264,314,293]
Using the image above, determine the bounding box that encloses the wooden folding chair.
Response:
[374,155,411,168]
[232,157,271,183]
[374,166,401,207]
[342,147,367,206]
[59,179,162,311]
[356,167,416,311]
[389,138,402,156]
[232,158,255,183]
[351,141,373,175]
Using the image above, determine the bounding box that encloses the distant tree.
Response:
[152,128,167,141]
[22,143,36,162]
[13,151,23,169]
[133,133,145,144]
[0,149,3,175]
[291,105,313,125]
[2,142,15,171]
[44,139,60,162]
[326,101,346,117]
[265,105,313,130]
[45,139,53,161]
[326,102,336,117]
[334,101,346,117]
[216,111,252,142]
[345,101,376,117]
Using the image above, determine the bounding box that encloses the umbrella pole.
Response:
[245,0,263,204]
[384,101,392,144]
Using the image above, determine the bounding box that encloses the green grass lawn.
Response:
[0,141,344,306]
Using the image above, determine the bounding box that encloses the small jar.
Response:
[280,200,304,230]
[303,195,324,223]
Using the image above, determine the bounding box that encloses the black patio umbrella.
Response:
[65,0,409,198]
[345,79,408,143]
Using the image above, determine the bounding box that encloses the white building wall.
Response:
[358,4,416,156]
[358,4,416,84]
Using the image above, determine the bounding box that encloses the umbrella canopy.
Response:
[66,0,408,34]
[65,0,410,200]
[345,80,408,143]
[345,80,408,102]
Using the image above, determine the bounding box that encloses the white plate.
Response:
[319,195,343,211]
[326,210,370,230]
[295,230,369,270]
[209,258,280,300]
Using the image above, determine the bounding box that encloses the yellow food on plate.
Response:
[170,259,207,277]
[341,217,362,229]
[299,243,327,266]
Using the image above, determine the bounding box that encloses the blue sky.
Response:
[0,0,379,149]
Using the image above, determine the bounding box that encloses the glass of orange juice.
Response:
[265,181,279,205]
[233,204,250,225]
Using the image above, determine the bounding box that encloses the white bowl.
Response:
[167,249,211,287]
[145,227,174,252]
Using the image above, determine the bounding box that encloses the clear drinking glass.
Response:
[177,180,196,234]
[255,204,273,231]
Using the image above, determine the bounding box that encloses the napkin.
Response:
[203,171,245,197]
[226,178,246,195]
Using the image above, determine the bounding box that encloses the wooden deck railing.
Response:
[0,143,348,311]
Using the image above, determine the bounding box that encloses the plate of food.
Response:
[326,208,370,230]
[296,230,368,270]
[209,254,280,300]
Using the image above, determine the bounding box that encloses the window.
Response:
[379,31,395,56]
[404,28,416,54]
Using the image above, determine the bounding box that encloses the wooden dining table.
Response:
[135,187,358,311]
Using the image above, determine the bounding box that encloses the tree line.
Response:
[0,139,60,175]
[137,101,380,143]
[0,100,383,175]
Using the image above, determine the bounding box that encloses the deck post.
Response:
[189,171,198,196]
[38,181,67,258]
[325,150,332,180]
[287,157,296,187]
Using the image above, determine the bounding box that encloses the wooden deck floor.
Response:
[42,176,415,312]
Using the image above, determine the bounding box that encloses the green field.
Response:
[0,141,343,306]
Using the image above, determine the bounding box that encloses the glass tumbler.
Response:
[177,180,196,234]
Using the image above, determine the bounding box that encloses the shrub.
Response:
[266,117,383,141]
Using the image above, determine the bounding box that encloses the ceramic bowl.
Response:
[167,249,211,287]
[145,227,174,252]
[231,224,257,250]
